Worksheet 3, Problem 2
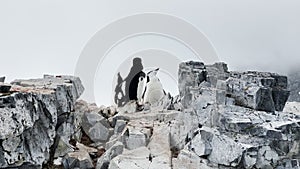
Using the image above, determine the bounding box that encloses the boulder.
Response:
[0,76,4,82]
[96,141,124,169]
[0,82,11,93]
[0,75,84,168]
[82,111,112,143]
[62,143,96,169]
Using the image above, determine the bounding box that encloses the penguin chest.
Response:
[144,82,164,104]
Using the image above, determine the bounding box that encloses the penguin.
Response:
[137,75,146,105]
[128,71,145,101]
[143,68,166,105]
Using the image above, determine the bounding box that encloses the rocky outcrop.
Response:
[0,75,84,168]
[179,61,290,112]
[0,61,298,169]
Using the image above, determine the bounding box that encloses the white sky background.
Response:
[1,0,300,105]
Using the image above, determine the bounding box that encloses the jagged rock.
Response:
[225,72,290,111]
[0,75,84,168]
[147,125,171,168]
[54,136,74,158]
[284,102,300,115]
[117,101,137,114]
[109,125,172,169]
[199,128,246,167]
[255,146,279,169]
[242,148,258,169]
[0,76,5,82]
[1,62,299,169]
[178,61,290,111]
[186,128,212,157]
[82,111,112,143]
[62,143,96,169]
[206,62,230,87]
[96,141,124,169]
[114,119,127,134]
[124,126,151,150]
[109,147,152,169]
[172,149,217,169]
[277,159,300,169]
[0,82,11,93]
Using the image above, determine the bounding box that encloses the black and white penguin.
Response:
[137,75,146,105]
[128,71,145,101]
[143,68,166,105]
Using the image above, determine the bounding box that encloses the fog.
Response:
[1,0,300,105]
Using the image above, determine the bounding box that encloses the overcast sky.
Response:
[1,0,300,105]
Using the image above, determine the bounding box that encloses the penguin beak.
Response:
[155,68,159,71]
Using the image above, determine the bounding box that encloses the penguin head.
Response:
[147,68,159,82]
[138,76,145,82]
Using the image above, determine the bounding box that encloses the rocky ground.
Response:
[0,62,300,169]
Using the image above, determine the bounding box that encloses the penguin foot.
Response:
[136,102,144,111]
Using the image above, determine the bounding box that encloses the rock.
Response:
[62,142,97,169]
[0,82,11,93]
[82,111,112,143]
[96,141,124,169]
[114,119,127,134]
[284,102,300,115]
[1,62,299,169]
[206,128,246,167]
[277,159,300,169]
[187,129,212,157]
[108,147,152,169]
[117,101,137,114]
[255,146,279,169]
[0,75,84,168]
[172,149,217,169]
[178,61,289,111]
[242,148,257,169]
[124,126,151,150]
[0,76,4,82]
[63,151,94,169]
[54,136,74,158]
[147,125,172,169]
[206,62,230,87]
[226,71,289,111]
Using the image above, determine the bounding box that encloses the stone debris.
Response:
[1,61,300,169]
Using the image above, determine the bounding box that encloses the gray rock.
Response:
[255,146,279,169]
[0,75,84,168]
[114,119,127,134]
[206,128,246,167]
[125,126,151,150]
[117,101,137,114]
[276,159,300,169]
[108,147,152,169]
[0,76,4,82]
[82,111,112,143]
[242,148,257,169]
[227,71,289,111]
[63,143,97,169]
[173,149,217,169]
[0,82,11,93]
[96,141,124,169]
[109,125,172,169]
[178,61,289,111]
